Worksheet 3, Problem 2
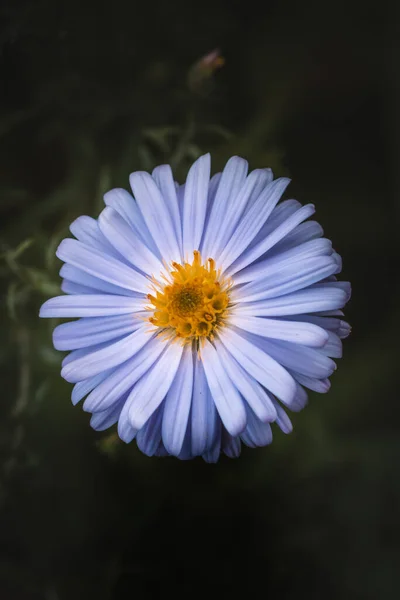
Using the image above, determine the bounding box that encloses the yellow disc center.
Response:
[147,250,230,341]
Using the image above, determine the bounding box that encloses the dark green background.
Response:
[0,1,398,598]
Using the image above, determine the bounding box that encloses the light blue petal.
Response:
[202,417,222,463]
[245,168,273,210]
[162,345,194,456]
[271,399,293,434]
[60,264,141,297]
[332,251,342,273]
[201,172,222,239]
[98,206,163,275]
[240,407,273,448]
[291,383,308,412]
[71,368,114,405]
[53,314,140,350]
[154,443,170,457]
[219,328,297,408]
[233,237,333,285]
[217,177,290,272]
[177,421,194,461]
[214,339,277,423]
[236,285,349,317]
[249,334,336,380]
[267,220,324,257]
[83,336,165,412]
[318,280,351,302]
[226,204,316,276]
[56,239,149,293]
[191,358,221,456]
[246,199,301,252]
[201,156,248,258]
[69,215,124,261]
[39,294,144,318]
[319,330,343,358]
[152,164,183,257]
[103,188,160,256]
[201,340,247,436]
[61,326,152,383]
[207,169,272,261]
[234,256,339,303]
[129,171,181,263]
[176,182,185,223]
[182,154,211,258]
[222,431,241,458]
[62,343,110,368]
[90,395,127,431]
[338,321,351,339]
[136,404,164,456]
[117,401,138,443]
[283,313,346,333]
[289,370,331,393]
[61,280,98,295]
[230,315,329,347]
[127,342,184,430]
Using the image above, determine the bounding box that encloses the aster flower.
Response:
[39,154,351,462]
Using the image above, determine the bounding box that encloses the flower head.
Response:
[40,154,351,461]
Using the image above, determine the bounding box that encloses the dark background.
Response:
[0,0,399,598]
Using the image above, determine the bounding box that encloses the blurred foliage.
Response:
[0,0,399,599]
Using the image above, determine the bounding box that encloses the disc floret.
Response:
[148,251,231,342]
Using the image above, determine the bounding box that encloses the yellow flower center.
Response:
[147,250,231,343]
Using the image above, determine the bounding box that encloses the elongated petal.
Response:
[127,343,184,430]
[129,171,181,263]
[247,199,301,251]
[182,154,211,258]
[236,257,338,304]
[53,314,140,350]
[40,294,144,318]
[71,368,114,405]
[218,177,290,271]
[289,370,331,393]
[70,215,124,261]
[202,417,222,463]
[227,204,315,275]
[103,188,160,256]
[219,328,297,407]
[201,341,247,436]
[320,330,343,358]
[230,315,329,347]
[90,395,127,431]
[152,164,183,256]
[271,399,293,434]
[201,156,248,258]
[98,206,163,275]
[208,169,272,261]
[236,285,349,317]
[222,431,241,458]
[233,237,332,285]
[267,220,324,257]
[136,404,164,456]
[60,264,140,297]
[83,336,165,412]
[57,239,149,293]
[162,345,194,455]
[241,407,273,448]
[61,326,152,383]
[191,359,218,456]
[214,339,277,422]
[252,335,336,379]
[117,405,138,443]
[61,280,98,295]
